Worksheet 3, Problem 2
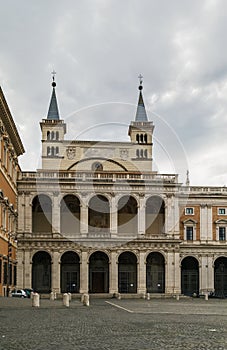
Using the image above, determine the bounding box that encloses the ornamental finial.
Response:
[138,74,143,90]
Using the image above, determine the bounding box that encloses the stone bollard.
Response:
[68,292,72,301]
[81,294,85,303]
[146,293,150,300]
[204,293,209,301]
[83,293,89,306]
[176,294,180,301]
[32,293,40,307]
[50,292,55,301]
[116,293,121,300]
[63,293,70,307]
[141,292,146,299]
[30,292,34,300]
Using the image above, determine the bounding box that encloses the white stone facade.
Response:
[16,82,227,297]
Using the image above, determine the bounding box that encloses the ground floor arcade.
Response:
[16,244,227,297]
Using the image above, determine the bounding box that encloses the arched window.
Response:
[51,147,55,156]
[140,149,143,158]
[51,131,55,140]
[88,195,110,231]
[136,134,139,143]
[47,147,51,156]
[118,196,137,234]
[56,147,59,156]
[144,149,148,158]
[146,196,165,235]
[47,131,50,140]
[56,131,59,140]
[32,195,52,232]
[140,134,144,143]
[60,195,80,234]
[136,149,140,158]
[144,134,148,143]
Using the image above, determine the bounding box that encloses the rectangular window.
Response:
[3,262,7,285]
[185,207,194,215]
[219,227,226,241]
[13,265,17,286]
[186,226,193,240]
[218,208,226,215]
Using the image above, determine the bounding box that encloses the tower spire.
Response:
[47,71,60,120]
[135,74,148,122]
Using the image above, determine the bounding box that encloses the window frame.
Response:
[185,207,194,215]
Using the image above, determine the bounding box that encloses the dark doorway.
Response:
[32,251,51,293]
[89,252,109,293]
[181,256,199,296]
[214,257,227,298]
[118,252,137,293]
[61,251,80,293]
[146,252,165,293]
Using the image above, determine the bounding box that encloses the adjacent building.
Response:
[0,87,24,296]
[16,77,227,297]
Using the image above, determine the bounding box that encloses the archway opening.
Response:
[146,252,165,293]
[118,252,137,293]
[118,196,138,234]
[32,251,51,293]
[181,256,199,296]
[146,196,165,235]
[88,195,110,232]
[89,251,109,293]
[61,251,80,293]
[32,195,52,233]
[214,257,227,298]
[60,195,80,234]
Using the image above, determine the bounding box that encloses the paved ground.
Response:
[0,296,227,350]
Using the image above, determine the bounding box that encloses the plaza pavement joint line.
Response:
[105,301,134,313]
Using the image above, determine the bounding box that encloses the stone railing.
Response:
[18,171,178,184]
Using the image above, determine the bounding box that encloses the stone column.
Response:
[51,251,61,293]
[80,251,89,293]
[200,255,214,293]
[165,251,175,294]
[166,195,180,238]
[52,193,60,234]
[16,249,25,289]
[24,193,32,233]
[173,252,181,294]
[110,196,118,236]
[80,204,88,236]
[24,250,32,288]
[109,251,118,294]
[138,196,146,235]
[137,251,146,293]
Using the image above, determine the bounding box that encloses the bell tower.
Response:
[40,73,66,169]
[128,75,154,170]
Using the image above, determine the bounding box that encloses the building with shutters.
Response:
[16,77,227,297]
[0,87,24,296]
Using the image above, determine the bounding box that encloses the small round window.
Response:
[92,162,103,171]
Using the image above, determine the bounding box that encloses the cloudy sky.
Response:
[1,0,227,186]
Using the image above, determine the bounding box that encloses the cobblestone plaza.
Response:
[1,297,227,350]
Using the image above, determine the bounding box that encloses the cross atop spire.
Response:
[47,71,60,120]
[135,74,148,122]
[138,74,143,87]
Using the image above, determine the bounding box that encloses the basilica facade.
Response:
[16,78,227,297]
